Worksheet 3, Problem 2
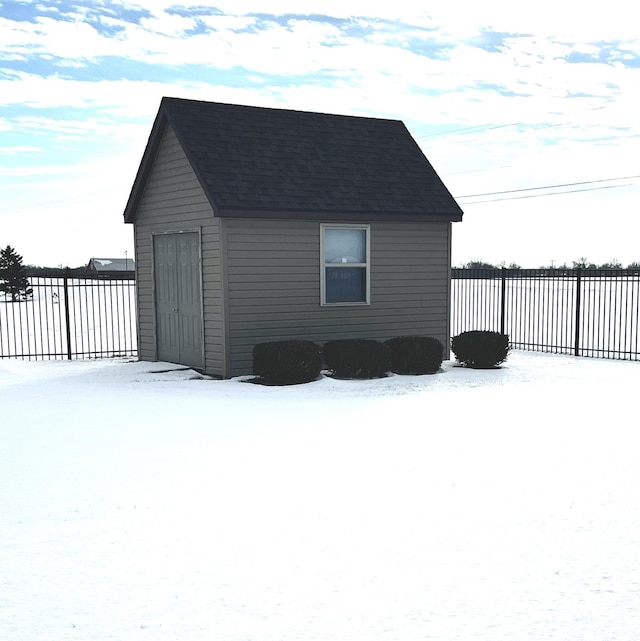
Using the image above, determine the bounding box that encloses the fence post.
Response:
[63,270,72,360]
[574,268,582,356]
[500,267,506,335]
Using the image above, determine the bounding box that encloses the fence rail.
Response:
[0,274,137,360]
[452,268,640,360]
[3,269,640,363]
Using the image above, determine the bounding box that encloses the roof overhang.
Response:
[214,208,463,222]
[123,110,170,224]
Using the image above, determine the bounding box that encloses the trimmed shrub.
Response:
[451,330,510,368]
[322,339,388,379]
[384,336,444,375]
[252,340,322,384]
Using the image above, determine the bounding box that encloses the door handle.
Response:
[172,307,178,313]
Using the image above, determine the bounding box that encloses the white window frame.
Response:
[320,223,371,306]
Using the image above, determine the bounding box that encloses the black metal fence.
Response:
[452,268,640,360]
[4,269,640,362]
[0,274,137,360]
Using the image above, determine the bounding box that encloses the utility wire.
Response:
[456,174,640,199]
[458,182,634,205]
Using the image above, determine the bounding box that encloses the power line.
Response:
[456,174,640,200]
[458,182,635,205]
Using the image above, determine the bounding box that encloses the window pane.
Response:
[324,228,366,264]
[325,267,366,303]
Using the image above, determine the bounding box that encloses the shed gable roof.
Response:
[124,97,463,223]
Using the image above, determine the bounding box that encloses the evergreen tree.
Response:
[0,245,33,302]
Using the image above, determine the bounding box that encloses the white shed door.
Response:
[154,233,203,369]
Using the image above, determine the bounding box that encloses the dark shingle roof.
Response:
[124,97,463,222]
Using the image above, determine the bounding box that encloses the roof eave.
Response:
[214,208,463,223]
[123,102,172,224]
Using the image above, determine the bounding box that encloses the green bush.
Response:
[252,340,322,384]
[451,330,510,368]
[322,339,388,379]
[384,336,444,374]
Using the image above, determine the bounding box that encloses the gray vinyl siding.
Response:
[131,125,225,376]
[225,218,452,376]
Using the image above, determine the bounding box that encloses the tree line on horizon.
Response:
[24,265,87,276]
[459,259,640,270]
[0,244,90,301]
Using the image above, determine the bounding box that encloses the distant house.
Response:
[85,258,135,278]
[123,97,463,377]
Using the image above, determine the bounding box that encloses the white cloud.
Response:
[138,11,197,36]
[0,145,42,155]
[0,17,114,61]
[33,2,60,14]
[127,0,433,23]
[198,15,257,31]
[619,40,640,56]
[423,0,639,40]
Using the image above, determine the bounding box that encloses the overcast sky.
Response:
[1,0,639,268]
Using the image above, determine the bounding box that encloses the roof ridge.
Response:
[160,95,404,123]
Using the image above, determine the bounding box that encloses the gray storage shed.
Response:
[123,97,463,377]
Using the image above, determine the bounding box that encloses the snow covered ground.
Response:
[2,352,640,640]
